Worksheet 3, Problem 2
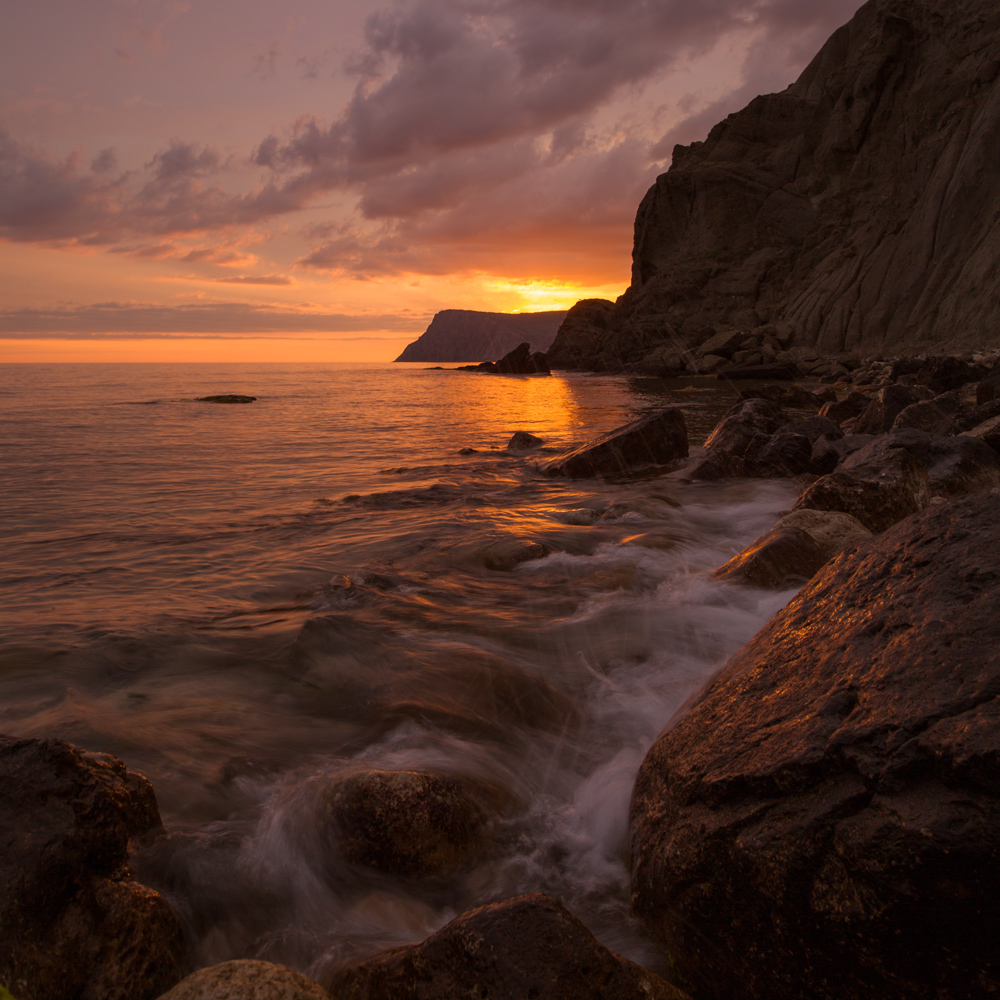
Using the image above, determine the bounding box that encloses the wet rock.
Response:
[681,448,748,481]
[0,736,184,1000]
[156,960,330,999]
[322,770,496,879]
[854,384,931,434]
[542,408,688,479]
[954,397,1000,433]
[197,394,256,404]
[810,433,877,475]
[752,432,814,475]
[478,537,550,571]
[458,447,477,455]
[506,431,545,451]
[494,342,550,375]
[792,469,928,533]
[631,491,1000,1000]
[840,428,1000,498]
[711,524,829,589]
[891,399,956,435]
[717,361,801,381]
[696,328,745,358]
[819,391,870,426]
[327,893,689,1000]
[691,353,728,375]
[554,508,599,525]
[704,398,783,466]
[777,508,872,561]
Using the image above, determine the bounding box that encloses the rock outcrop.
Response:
[548,0,1000,370]
[328,893,689,1000]
[630,491,1000,1000]
[157,960,329,1000]
[0,736,184,1000]
[395,310,566,363]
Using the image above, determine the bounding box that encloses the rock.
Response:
[506,431,545,451]
[891,400,956,435]
[327,893,689,1000]
[548,0,1000,370]
[681,448,748,481]
[840,428,1000,498]
[542,408,688,479]
[792,470,927,533]
[704,398,783,465]
[197,394,256,404]
[478,537,550,571]
[696,329,745,358]
[954,397,1000,433]
[854,384,931,434]
[156,960,330,999]
[691,353,728,374]
[711,524,829,589]
[819,391,871,426]
[737,383,822,408]
[810,434,876,475]
[968,414,1000,451]
[976,368,1000,406]
[812,385,838,403]
[0,736,184,1000]
[545,299,618,370]
[717,362,801,381]
[914,355,986,394]
[458,447,477,455]
[630,491,1000,1000]
[554,508,599,526]
[322,770,495,879]
[776,508,873,560]
[752,432,814,476]
[494,342,550,375]
[394,310,565,363]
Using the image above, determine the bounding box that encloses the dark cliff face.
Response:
[549,0,1000,370]
[395,309,566,363]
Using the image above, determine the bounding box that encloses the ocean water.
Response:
[0,362,802,980]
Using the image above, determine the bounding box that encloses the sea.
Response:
[0,361,803,979]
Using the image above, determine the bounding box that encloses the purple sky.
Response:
[1,0,863,360]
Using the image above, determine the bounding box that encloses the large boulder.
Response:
[630,491,1000,1000]
[711,524,828,589]
[0,736,184,1000]
[327,893,689,1000]
[542,408,688,478]
[792,468,927,533]
[703,399,783,464]
[157,961,329,999]
[853,385,931,435]
[494,342,550,375]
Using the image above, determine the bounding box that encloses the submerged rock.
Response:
[197,394,256,404]
[478,537,550,571]
[157,960,329,999]
[0,736,184,1000]
[322,770,496,879]
[542,408,688,479]
[506,431,545,451]
[631,491,1000,1000]
[328,893,689,1000]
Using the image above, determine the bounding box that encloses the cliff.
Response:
[548,0,1000,370]
[395,310,566,363]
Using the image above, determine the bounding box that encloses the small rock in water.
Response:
[157,960,329,999]
[457,447,477,455]
[328,893,690,1000]
[506,430,545,451]
[197,394,257,404]
[542,408,688,478]
[554,508,599,526]
[478,537,550,571]
[322,770,496,879]
[711,524,829,589]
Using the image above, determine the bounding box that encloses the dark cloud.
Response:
[0,302,423,336]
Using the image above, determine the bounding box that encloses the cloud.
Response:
[212,274,292,285]
[0,301,424,337]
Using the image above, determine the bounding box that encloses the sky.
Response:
[1,0,863,362]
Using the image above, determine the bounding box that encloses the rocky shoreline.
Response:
[4,354,1000,999]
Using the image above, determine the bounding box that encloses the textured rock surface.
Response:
[327,893,690,1000]
[395,310,565,363]
[542,408,688,479]
[322,770,496,879]
[631,491,1000,1000]
[0,736,184,1000]
[711,523,828,589]
[792,468,927,533]
[157,961,330,1000]
[548,0,1000,370]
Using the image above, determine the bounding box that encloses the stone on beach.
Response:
[542,408,688,478]
[156,960,329,999]
[631,491,1000,1000]
[327,893,690,1000]
[0,736,184,1000]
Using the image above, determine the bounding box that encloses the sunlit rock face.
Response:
[549,0,1000,369]
[629,490,1000,1000]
